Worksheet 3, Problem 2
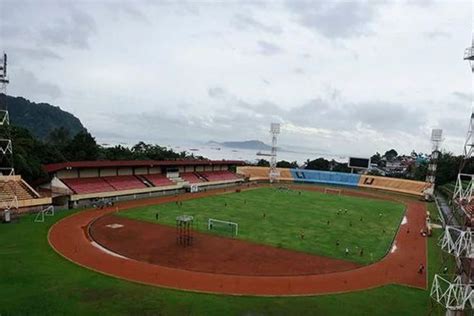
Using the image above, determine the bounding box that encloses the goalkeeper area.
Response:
[119,186,405,264]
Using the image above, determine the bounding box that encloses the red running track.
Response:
[48,186,427,296]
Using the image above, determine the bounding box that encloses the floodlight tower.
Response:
[430,34,474,314]
[424,129,443,200]
[269,123,280,183]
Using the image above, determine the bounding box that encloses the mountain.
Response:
[208,140,273,150]
[0,94,86,139]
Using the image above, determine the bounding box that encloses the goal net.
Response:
[324,187,342,195]
[208,218,238,236]
[34,206,55,223]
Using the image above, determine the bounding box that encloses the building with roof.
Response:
[41,159,245,208]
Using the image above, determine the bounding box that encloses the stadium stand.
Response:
[0,179,37,201]
[291,169,361,187]
[103,175,147,191]
[41,160,244,207]
[236,166,430,196]
[198,171,240,182]
[236,167,293,181]
[359,175,430,196]
[0,176,52,211]
[62,177,115,194]
[181,172,206,184]
[143,174,175,187]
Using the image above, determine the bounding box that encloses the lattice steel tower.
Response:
[430,34,474,314]
[269,123,280,183]
[0,52,14,176]
[424,129,443,201]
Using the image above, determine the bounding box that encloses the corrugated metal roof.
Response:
[43,160,245,173]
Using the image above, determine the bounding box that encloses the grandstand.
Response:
[103,175,147,191]
[62,177,115,194]
[237,166,294,181]
[142,174,174,187]
[236,166,431,196]
[0,175,51,212]
[291,169,360,187]
[199,170,240,182]
[358,175,430,196]
[180,172,206,184]
[42,160,244,207]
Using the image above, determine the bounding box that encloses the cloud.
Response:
[106,2,148,21]
[1,0,470,157]
[425,31,451,39]
[293,67,305,74]
[231,13,282,35]
[39,6,97,49]
[208,87,226,98]
[452,91,470,102]
[257,40,283,56]
[10,69,62,99]
[12,47,62,61]
[286,0,378,39]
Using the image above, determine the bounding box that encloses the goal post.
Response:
[34,206,55,223]
[324,187,342,195]
[208,218,238,236]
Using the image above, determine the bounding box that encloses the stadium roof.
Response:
[43,160,245,173]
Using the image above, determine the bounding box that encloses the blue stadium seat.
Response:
[290,169,361,187]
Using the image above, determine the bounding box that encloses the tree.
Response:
[48,127,71,149]
[367,169,383,176]
[435,152,463,186]
[101,145,134,160]
[412,161,428,181]
[10,126,49,182]
[64,131,99,161]
[276,160,298,168]
[384,149,398,162]
[370,152,381,165]
[256,159,270,167]
[332,161,351,173]
[305,158,330,171]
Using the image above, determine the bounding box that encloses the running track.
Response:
[48,185,427,296]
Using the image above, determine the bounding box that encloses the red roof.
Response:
[43,160,245,174]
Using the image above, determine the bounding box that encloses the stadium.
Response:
[0,134,451,314]
[2,2,474,316]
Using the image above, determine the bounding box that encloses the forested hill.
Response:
[0,94,86,139]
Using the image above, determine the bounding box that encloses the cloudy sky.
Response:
[0,0,472,157]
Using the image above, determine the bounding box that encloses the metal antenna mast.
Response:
[269,123,280,183]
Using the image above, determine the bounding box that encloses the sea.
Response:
[168,142,349,165]
[98,139,350,165]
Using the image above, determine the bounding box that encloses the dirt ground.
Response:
[90,214,360,276]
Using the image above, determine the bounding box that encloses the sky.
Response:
[0,0,473,158]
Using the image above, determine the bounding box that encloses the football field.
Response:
[119,187,405,264]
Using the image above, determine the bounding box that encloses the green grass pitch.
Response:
[119,187,405,264]
[0,203,450,315]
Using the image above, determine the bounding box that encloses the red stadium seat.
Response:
[197,171,239,182]
[180,172,206,183]
[103,176,147,191]
[62,177,115,194]
[143,174,174,187]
